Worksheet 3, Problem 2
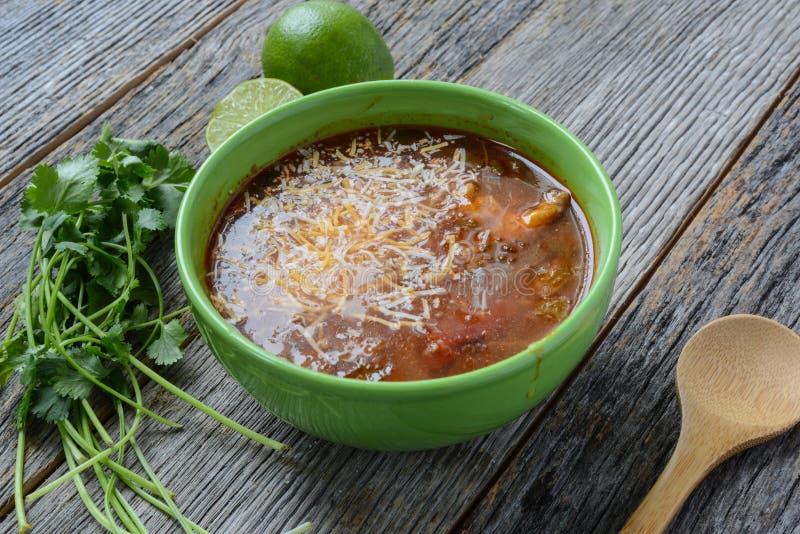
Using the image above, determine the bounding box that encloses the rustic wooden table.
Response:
[1,1,799,532]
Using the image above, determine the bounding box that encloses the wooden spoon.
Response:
[622,314,800,533]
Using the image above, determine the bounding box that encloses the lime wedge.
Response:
[205,78,302,152]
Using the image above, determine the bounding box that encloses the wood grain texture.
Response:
[1,0,800,532]
[0,0,544,521]
[0,0,243,517]
[0,0,242,183]
[462,0,800,312]
[459,74,800,534]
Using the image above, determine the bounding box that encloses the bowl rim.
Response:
[176,79,622,399]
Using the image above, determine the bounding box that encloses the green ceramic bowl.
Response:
[176,80,621,450]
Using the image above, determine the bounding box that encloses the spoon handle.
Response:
[621,429,716,534]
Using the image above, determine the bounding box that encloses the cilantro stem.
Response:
[82,399,114,446]
[6,306,19,343]
[55,291,107,339]
[15,429,31,533]
[58,421,159,495]
[76,280,85,314]
[51,295,182,428]
[59,294,127,339]
[58,427,120,533]
[123,481,208,534]
[83,242,128,269]
[123,358,197,534]
[112,399,207,533]
[130,435,196,534]
[127,306,191,330]
[101,476,137,534]
[129,356,288,451]
[24,228,44,346]
[27,423,142,504]
[78,414,142,534]
[130,255,166,359]
[44,253,73,335]
[284,522,314,534]
[107,404,149,534]
[59,341,181,428]
[121,365,194,533]
[37,254,53,342]
[60,335,103,346]
[135,250,163,319]
[28,371,148,505]
[121,214,135,280]
[91,459,135,533]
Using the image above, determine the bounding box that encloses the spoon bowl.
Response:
[623,314,800,533]
[678,314,800,437]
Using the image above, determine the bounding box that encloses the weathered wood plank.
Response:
[463,0,800,311]
[0,0,544,523]
[458,71,800,534]
[2,0,800,531]
[0,0,244,516]
[0,0,243,184]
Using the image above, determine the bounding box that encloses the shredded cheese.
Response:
[210,129,485,368]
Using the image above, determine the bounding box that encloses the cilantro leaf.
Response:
[58,154,99,184]
[52,369,92,399]
[120,182,146,203]
[87,252,129,295]
[110,136,159,158]
[121,155,154,179]
[31,386,72,423]
[147,320,188,365]
[143,147,195,188]
[19,353,38,387]
[93,137,112,161]
[0,334,29,387]
[102,324,132,363]
[31,349,65,384]
[23,155,98,215]
[40,212,70,252]
[98,122,115,146]
[53,352,109,400]
[54,241,89,255]
[151,184,186,228]
[20,206,45,231]
[141,145,194,228]
[137,208,166,232]
[129,302,149,327]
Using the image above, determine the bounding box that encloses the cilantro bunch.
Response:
[1,126,285,533]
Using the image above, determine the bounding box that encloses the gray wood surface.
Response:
[0,0,544,521]
[0,0,799,532]
[0,0,241,515]
[458,73,800,533]
[0,0,242,185]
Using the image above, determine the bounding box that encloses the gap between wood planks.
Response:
[0,2,250,521]
[0,324,199,521]
[2,2,799,529]
[0,0,541,521]
[0,0,249,193]
[447,58,800,534]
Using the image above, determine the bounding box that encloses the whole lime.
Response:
[261,0,394,94]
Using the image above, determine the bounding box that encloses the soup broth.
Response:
[206,127,593,381]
